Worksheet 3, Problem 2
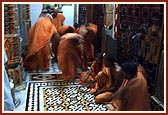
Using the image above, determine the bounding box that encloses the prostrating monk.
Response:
[108,62,151,111]
[51,25,75,61]
[24,14,58,71]
[57,33,84,82]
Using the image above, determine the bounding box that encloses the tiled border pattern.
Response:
[25,80,110,111]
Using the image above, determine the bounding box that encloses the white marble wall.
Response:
[30,4,43,26]
[61,4,74,26]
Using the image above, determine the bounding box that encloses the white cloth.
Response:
[4,51,15,111]
[46,13,53,20]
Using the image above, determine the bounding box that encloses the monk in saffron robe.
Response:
[54,12,65,27]
[78,23,98,70]
[89,54,117,95]
[51,9,65,30]
[78,53,104,87]
[57,33,84,81]
[51,25,75,61]
[57,23,98,82]
[57,25,75,36]
[116,62,150,111]
[104,62,151,111]
[50,9,65,59]
[24,14,58,71]
[89,53,104,80]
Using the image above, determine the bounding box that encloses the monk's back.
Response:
[121,74,150,111]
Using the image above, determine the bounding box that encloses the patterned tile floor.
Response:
[26,80,110,111]
[14,59,62,111]
[13,58,113,111]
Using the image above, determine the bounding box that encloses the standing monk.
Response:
[51,8,65,58]
[51,8,65,30]
[24,13,58,71]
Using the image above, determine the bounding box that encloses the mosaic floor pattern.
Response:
[29,73,63,81]
[25,79,111,111]
[29,73,81,81]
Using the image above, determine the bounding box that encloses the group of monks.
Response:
[23,8,98,82]
[78,53,151,111]
[23,7,151,111]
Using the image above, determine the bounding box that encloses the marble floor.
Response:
[13,58,87,111]
[11,57,163,112]
[13,58,63,111]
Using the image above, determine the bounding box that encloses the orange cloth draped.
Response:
[90,60,102,79]
[82,40,95,63]
[51,13,65,57]
[86,23,98,41]
[24,17,57,70]
[78,60,103,86]
[58,33,84,81]
[78,23,98,66]
[51,25,75,56]
[94,64,150,111]
[85,23,97,60]
[52,13,65,30]
[90,67,113,95]
[57,25,75,36]
[109,65,150,111]
[118,73,150,111]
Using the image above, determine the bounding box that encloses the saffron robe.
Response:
[57,33,84,81]
[51,13,65,57]
[24,17,57,71]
